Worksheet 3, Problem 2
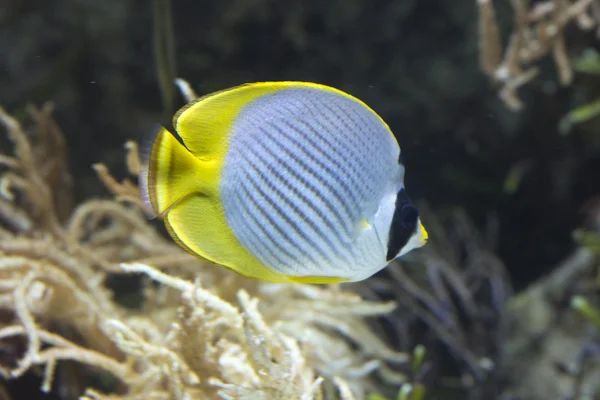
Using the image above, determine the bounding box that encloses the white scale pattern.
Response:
[221,87,400,277]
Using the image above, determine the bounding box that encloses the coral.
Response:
[477,0,600,110]
[0,105,409,399]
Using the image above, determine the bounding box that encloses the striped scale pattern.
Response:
[221,87,401,278]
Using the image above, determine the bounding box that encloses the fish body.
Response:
[141,81,427,283]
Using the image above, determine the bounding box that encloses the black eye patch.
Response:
[386,188,419,261]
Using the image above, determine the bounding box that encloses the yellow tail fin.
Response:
[142,127,210,217]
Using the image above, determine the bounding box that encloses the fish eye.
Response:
[399,203,418,230]
[385,189,420,261]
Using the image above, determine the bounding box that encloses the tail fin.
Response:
[138,127,158,218]
[140,127,205,218]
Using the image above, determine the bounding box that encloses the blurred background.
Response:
[2,0,600,398]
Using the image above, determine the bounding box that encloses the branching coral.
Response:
[0,105,410,399]
[477,0,600,110]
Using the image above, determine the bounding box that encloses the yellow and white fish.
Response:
[140,81,428,284]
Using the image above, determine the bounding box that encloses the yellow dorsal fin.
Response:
[172,81,399,161]
[172,82,295,161]
[145,127,216,216]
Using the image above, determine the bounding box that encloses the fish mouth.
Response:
[417,220,429,247]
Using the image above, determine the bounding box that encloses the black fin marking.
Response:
[386,188,419,261]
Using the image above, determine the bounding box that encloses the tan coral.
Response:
[477,0,600,110]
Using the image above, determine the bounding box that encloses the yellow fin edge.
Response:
[172,81,399,154]
[146,127,218,216]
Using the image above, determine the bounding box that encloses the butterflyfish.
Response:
[140,81,428,284]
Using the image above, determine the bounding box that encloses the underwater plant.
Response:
[356,207,512,398]
[558,48,600,133]
[367,345,427,400]
[498,204,600,399]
